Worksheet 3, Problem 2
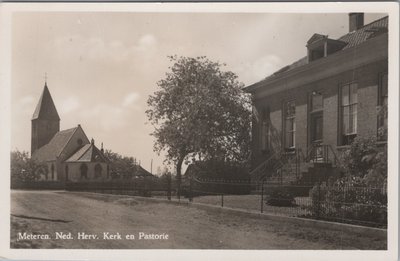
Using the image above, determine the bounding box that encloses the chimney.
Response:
[349,13,364,32]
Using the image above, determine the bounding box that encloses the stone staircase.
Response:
[250,145,342,187]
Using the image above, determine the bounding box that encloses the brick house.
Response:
[244,14,388,183]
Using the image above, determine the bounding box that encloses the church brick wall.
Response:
[58,127,90,162]
[64,162,109,182]
[31,119,59,154]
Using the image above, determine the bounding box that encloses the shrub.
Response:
[306,135,387,226]
[266,186,296,207]
[338,136,387,185]
[308,177,387,226]
[184,160,251,195]
[11,150,46,184]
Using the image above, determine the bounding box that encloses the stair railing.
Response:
[306,143,340,167]
[249,151,279,182]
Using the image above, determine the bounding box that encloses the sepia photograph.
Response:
[0,2,398,261]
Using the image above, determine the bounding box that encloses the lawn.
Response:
[157,194,312,217]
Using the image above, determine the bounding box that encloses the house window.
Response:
[284,101,296,149]
[340,83,358,145]
[310,92,324,144]
[311,92,323,112]
[260,120,268,151]
[378,73,388,141]
[80,164,88,179]
[260,109,270,152]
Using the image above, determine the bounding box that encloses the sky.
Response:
[11,12,386,174]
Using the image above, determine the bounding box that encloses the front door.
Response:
[310,112,323,160]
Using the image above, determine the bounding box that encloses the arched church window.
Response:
[77,138,83,146]
[51,164,55,180]
[80,164,88,179]
[44,165,49,180]
[65,165,69,181]
[94,164,102,179]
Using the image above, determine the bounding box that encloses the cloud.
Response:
[19,95,35,105]
[59,96,80,114]
[137,34,157,50]
[233,54,283,85]
[80,92,141,132]
[53,33,158,63]
[16,95,35,114]
[122,92,140,107]
[81,104,126,132]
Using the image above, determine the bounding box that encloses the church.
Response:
[31,82,110,182]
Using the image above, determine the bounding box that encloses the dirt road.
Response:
[10,190,386,249]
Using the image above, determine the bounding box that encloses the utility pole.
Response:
[151,159,153,175]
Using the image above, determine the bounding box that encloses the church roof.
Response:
[32,127,78,161]
[65,142,108,163]
[32,84,60,121]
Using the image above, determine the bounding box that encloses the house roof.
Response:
[32,127,78,161]
[307,33,327,45]
[65,142,108,163]
[338,16,388,50]
[32,84,60,121]
[135,165,153,177]
[250,16,388,87]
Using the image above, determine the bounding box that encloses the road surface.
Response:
[10,190,386,249]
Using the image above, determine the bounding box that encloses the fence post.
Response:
[189,175,193,202]
[260,180,264,213]
[144,174,148,197]
[221,194,224,208]
[167,174,171,201]
[316,181,321,219]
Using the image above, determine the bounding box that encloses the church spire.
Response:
[32,81,60,121]
[31,80,61,155]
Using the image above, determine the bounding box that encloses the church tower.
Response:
[31,82,60,155]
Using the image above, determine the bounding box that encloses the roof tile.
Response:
[259,16,388,82]
[32,85,60,121]
[65,143,108,163]
[32,127,78,161]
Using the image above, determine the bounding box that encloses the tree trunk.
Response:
[176,156,184,200]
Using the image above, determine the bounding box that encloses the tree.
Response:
[146,56,251,198]
[10,150,46,183]
[104,149,145,179]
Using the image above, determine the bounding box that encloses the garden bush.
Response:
[308,177,387,226]
[266,186,296,207]
[308,136,387,226]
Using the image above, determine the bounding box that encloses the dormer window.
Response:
[307,34,347,63]
[309,44,325,61]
